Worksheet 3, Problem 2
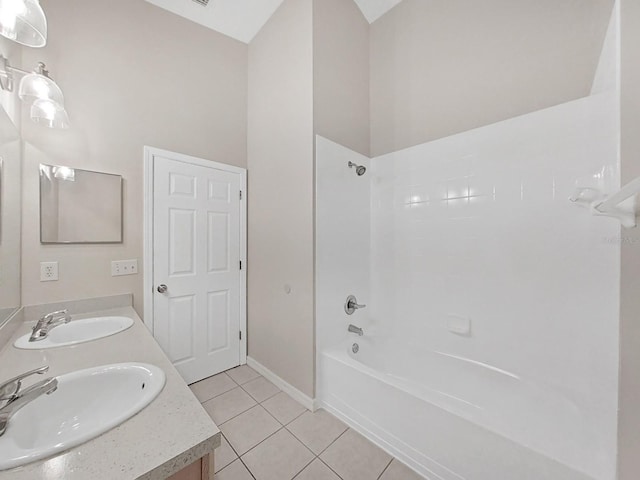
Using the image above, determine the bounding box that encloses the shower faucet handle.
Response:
[345,295,366,315]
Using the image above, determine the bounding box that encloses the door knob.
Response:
[157,284,168,294]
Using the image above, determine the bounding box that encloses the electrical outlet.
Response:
[111,259,138,277]
[40,262,59,282]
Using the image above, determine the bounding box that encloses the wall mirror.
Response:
[40,164,123,244]
[0,108,21,327]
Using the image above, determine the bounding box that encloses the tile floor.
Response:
[189,365,424,480]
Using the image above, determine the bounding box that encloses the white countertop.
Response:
[0,306,220,480]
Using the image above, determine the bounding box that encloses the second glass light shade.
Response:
[31,98,69,129]
[18,65,70,129]
[0,0,47,47]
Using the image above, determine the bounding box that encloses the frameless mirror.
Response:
[0,108,21,326]
[40,164,123,244]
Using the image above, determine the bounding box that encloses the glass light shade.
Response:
[31,98,70,129]
[0,0,47,47]
[18,72,64,105]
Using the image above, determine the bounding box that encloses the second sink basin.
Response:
[14,316,134,350]
[0,363,166,470]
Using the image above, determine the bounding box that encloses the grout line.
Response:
[205,389,258,426]
[282,428,320,479]
[315,427,349,457]
[221,432,241,459]
[225,365,261,385]
[377,458,394,480]
[225,371,240,386]
[237,425,284,457]
[215,433,240,473]
[193,384,237,404]
[240,381,281,404]
[218,402,268,429]
[235,376,262,386]
[235,415,316,478]
[282,407,309,427]
[215,458,257,480]
[190,371,239,403]
[289,456,318,480]
[258,390,308,427]
[227,369,261,386]
[237,456,258,480]
[258,389,281,403]
[317,456,346,480]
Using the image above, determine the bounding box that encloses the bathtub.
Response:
[317,337,606,480]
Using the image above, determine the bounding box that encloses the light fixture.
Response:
[0,55,70,129]
[18,62,64,104]
[31,98,69,129]
[0,0,47,48]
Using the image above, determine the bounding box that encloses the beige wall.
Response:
[20,0,248,316]
[617,0,640,477]
[370,0,615,156]
[247,0,315,397]
[313,0,370,157]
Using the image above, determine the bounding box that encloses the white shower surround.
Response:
[316,5,620,477]
[316,90,620,480]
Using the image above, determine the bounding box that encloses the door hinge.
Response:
[239,260,242,270]
[239,331,242,340]
[239,190,243,200]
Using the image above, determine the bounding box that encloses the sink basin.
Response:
[14,316,134,349]
[0,363,165,470]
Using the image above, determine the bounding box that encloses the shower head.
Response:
[348,161,366,176]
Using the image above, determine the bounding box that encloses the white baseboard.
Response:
[246,356,316,411]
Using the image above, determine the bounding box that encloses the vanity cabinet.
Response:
[167,454,214,480]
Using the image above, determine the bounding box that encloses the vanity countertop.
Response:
[0,305,220,480]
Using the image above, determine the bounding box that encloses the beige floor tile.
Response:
[379,459,425,479]
[242,429,314,480]
[189,373,236,403]
[202,387,256,425]
[287,409,348,454]
[294,459,341,480]
[215,435,238,473]
[262,391,307,425]
[221,405,281,455]
[216,459,254,480]
[242,376,280,403]
[226,365,261,384]
[320,429,392,480]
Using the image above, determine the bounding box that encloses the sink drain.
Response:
[352,343,359,354]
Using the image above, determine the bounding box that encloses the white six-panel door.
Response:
[150,151,245,384]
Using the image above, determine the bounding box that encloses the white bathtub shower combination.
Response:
[319,333,613,480]
[315,17,620,476]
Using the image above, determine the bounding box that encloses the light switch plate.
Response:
[40,262,59,282]
[111,259,138,277]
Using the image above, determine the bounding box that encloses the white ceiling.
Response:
[145,0,403,44]
[145,0,286,44]
[352,0,403,24]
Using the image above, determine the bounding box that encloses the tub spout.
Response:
[348,324,364,336]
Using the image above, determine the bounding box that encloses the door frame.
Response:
[143,146,247,365]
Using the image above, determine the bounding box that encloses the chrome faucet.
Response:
[0,366,58,436]
[348,324,364,336]
[29,309,71,342]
